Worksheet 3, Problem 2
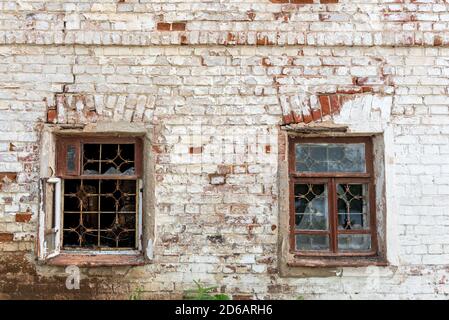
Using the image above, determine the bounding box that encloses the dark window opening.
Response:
[57,137,142,250]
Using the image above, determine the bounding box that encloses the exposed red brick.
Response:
[329,95,340,113]
[320,0,338,3]
[291,0,314,3]
[189,146,203,154]
[302,112,313,124]
[256,36,267,46]
[156,22,171,31]
[434,36,443,46]
[227,33,236,43]
[180,35,188,45]
[318,95,331,116]
[47,108,57,123]
[292,112,303,123]
[362,86,374,93]
[0,173,17,182]
[282,91,373,125]
[282,113,294,124]
[15,213,32,223]
[157,22,186,31]
[274,12,290,22]
[171,22,186,31]
[262,58,271,67]
[152,145,164,154]
[85,110,98,121]
[265,145,271,154]
[311,108,322,121]
[0,233,14,242]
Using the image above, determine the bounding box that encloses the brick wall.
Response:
[1,0,449,299]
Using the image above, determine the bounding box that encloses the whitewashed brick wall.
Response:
[1,0,449,299]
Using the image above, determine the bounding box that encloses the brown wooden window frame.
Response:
[56,136,143,179]
[56,135,144,251]
[288,136,378,259]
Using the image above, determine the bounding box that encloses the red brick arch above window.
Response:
[282,94,342,125]
[282,91,374,125]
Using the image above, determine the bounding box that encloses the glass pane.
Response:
[337,184,369,230]
[296,234,329,251]
[296,143,365,173]
[83,144,100,175]
[66,145,77,172]
[294,184,328,230]
[82,144,135,176]
[338,234,371,251]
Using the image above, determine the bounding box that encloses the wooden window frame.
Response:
[55,135,144,252]
[56,136,143,179]
[288,136,378,259]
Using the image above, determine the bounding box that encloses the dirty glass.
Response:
[295,143,365,173]
[66,145,77,172]
[294,184,328,231]
[296,234,329,251]
[338,234,371,251]
[337,184,369,230]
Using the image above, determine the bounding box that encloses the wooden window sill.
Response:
[288,257,388,268]
[46,253,146,267]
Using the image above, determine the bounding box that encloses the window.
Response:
[289,136,378,258]
[56,137,143,250]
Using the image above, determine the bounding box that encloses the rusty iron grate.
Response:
[62,143,138,249]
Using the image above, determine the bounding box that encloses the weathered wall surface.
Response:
[1,0,449,299]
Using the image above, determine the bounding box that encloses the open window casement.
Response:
[39,138,85,258]
[38,132,146,262]
[37,128,61,260]
[38,177,62,260]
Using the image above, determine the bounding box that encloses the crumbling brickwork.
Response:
[1,0,449,299]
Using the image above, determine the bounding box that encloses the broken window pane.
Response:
[295,143,365,173]
[338,234,371,251]
[62,179,137,249]
[296,234,329,251]
[337,184,369,230]
[294,184,328,231]
[82,143,135,176]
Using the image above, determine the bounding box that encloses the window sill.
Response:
[46,252,146,267]
[287,256,388,268]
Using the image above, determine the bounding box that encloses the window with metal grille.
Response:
[56,137,143,250]
[289,136,377,257]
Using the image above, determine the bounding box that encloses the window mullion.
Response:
[329,178,338,253]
